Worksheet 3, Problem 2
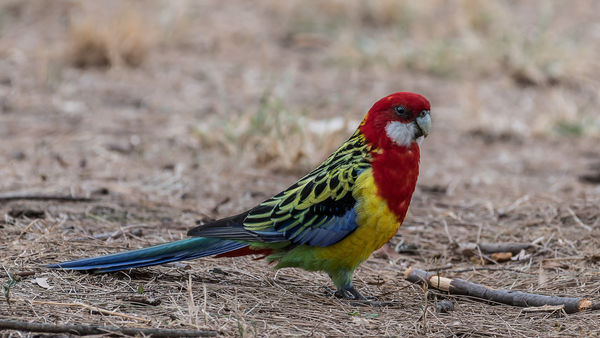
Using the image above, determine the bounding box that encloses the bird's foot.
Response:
[324,286,400,307]
[334,286,367,300]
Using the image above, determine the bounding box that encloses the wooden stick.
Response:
[0,319,216,337]
[0,194,95,202]
[405,268,595,314]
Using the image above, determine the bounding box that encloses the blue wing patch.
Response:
[293,208,357,246]
[251,207,357,247]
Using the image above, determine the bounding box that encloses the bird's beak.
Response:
[415,110,431,138]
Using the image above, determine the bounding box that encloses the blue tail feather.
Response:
[46,237,246,273]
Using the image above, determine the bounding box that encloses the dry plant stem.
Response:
[23,299,150,323]
[405,268,594,314]
[567,207,592,232]
[17,219,44,239]
[0,194,95,202]
[426,265,536,275]
[447,267,535,275]
[0,319,217,337]
[459,242,533,255]
[3,271,35,277]
[477,243,533,254]
[72,224,146,241]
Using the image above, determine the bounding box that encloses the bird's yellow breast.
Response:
[313,169,403,269]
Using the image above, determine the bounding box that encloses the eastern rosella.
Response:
[48,92,432,301]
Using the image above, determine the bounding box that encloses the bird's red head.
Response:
[360,92,431,149]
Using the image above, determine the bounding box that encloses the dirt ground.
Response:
[1,1,600,336]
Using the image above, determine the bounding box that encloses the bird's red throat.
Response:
[370,142,420,222]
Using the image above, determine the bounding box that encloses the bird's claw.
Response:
[324,286,400,307]
[324,286,365,300]
[336,286,367,300]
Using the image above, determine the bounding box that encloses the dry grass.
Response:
[67,1,159,68]
[1,0,600,336]
[193,92,356,174]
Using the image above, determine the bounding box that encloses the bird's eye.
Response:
[394,105,409,118]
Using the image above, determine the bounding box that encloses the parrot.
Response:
[48,92,432,301]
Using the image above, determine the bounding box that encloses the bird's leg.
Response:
[329,285,400,307]
[334,285,367,300]
[323,285,367,300]
[326,271,399,306]
[329,269,368,301]
[326,271,366,300]
[324,282,401,307]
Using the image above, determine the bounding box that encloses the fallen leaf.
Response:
[33,277,52,289]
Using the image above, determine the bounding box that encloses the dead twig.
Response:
[22,299,150,323]
[445,266,535,275]
[405,268,597,314]
[118,294,162,306]
[0,194,95,202]
[477,243,533,254]
[0,319,217,337]
[425,265,536,275]
[456,242,534,263]
[3,270,35,277]
[520,304,566,313]
[72,225,145,241]
[17,219,43,239]
[458,242,533,256]
[567,207,592,232]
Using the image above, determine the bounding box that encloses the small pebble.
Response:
[436,299,454,313]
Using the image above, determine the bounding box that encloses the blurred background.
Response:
[2,1,600,335]
[1,0,599,225]
[1,0,599,222]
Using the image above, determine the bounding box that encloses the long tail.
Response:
[46,238,248,273]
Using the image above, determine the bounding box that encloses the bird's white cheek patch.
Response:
[416,136,424,146]
[385,121,415,147]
